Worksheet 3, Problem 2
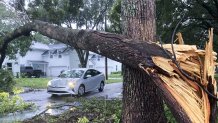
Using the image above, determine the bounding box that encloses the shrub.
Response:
[0,69,16,93]
[0,92,34,115]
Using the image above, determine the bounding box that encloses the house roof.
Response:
[30,42,50,50]
[41,44,72,56]
[41,50,49,55]
[48,43,67,50]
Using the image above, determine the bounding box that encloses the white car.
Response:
[47,68,105,96]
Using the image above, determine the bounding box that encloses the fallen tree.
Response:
[0,20,217,122]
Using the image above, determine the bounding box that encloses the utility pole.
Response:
[105,0,108,80]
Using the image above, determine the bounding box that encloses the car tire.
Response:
[78,85,85,96]
[98,82,104,92]
[51,94,58,97]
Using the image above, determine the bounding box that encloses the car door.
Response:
[83,69,94,91]
[90,69,101,90]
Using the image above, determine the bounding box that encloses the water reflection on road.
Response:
[0,82,122,123]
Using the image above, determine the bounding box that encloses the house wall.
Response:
[19,49,45,66]
[2,57,20,76]
[88,56,122,74]
[42,53,69,77]
[69,50,80,69]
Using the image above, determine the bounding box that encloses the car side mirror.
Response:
[84,75,91,79]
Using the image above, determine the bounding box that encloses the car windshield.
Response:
[59,70,84,78]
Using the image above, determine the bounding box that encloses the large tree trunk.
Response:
[123,67,166,122]
[74,48,89,68]
[122,0,166,122]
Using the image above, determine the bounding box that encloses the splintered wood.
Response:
[143,29,217,123]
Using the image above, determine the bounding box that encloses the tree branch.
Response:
[1,20,169,69]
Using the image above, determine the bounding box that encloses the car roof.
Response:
[68,68,99,72]
[67,68,88,71]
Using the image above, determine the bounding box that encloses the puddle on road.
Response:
[0,102,79,123]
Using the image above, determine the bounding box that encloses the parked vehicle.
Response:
[20,66,42,78]
[47,68,105,96]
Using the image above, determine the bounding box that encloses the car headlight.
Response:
[47,81,51,86]
[68,81,76,88]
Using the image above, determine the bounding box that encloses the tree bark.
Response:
[123,67,167,122]
[122,0,167,122]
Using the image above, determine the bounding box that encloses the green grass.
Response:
[108,73,122,78]
[15,78,51,89]
[106,73,123,84]
[106,78,123,84]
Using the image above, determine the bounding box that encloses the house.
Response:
[3,42,121,77]
[88,52,122,74]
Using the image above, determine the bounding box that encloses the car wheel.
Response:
[51,94,58,97]
[78,85,85,96]
[98,82,104,92]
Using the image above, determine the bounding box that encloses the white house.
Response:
[88,52,121,74]
[3,42,121,77]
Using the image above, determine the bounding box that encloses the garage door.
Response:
[49,66,68,77]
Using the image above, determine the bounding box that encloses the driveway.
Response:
[0,82,123,122]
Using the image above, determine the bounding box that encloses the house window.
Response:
[50,54,53,58]
[58,54,62,58]
[7,63,12,71]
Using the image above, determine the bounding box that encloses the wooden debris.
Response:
[141,29,217,123]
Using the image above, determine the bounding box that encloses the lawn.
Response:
[15,78,51,89]
[106,73,123,84]
[106,78,123,84]
[108,73,122,78]
[15,76,122,89]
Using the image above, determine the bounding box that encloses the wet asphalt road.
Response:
[0,82,123,122]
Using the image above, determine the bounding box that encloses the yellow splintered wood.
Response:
[152,57,175,76]
[160,75,204,123]
[202,90,210,123]
[163,44,197,52]
[179,60,201,77]
[149,30,217,123]
[176,32,184,44]
[196,50,217,56]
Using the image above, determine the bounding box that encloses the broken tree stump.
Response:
[140,29,217,123]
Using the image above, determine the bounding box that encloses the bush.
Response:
[0,92,34,115]
[0,69,16,93]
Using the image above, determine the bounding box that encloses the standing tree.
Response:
[122,0,166,122]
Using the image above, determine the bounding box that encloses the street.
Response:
[0,82,123,122]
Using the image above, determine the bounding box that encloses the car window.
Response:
[91,69,101,76]
[70,70,84,78]
[59,70,84,78]
[84,70,92,77]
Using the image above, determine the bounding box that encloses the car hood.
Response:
[50,78,79,87]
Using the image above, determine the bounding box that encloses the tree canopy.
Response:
[0,2,31,66]
[156,0,218,53]
[109,0,218,54]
